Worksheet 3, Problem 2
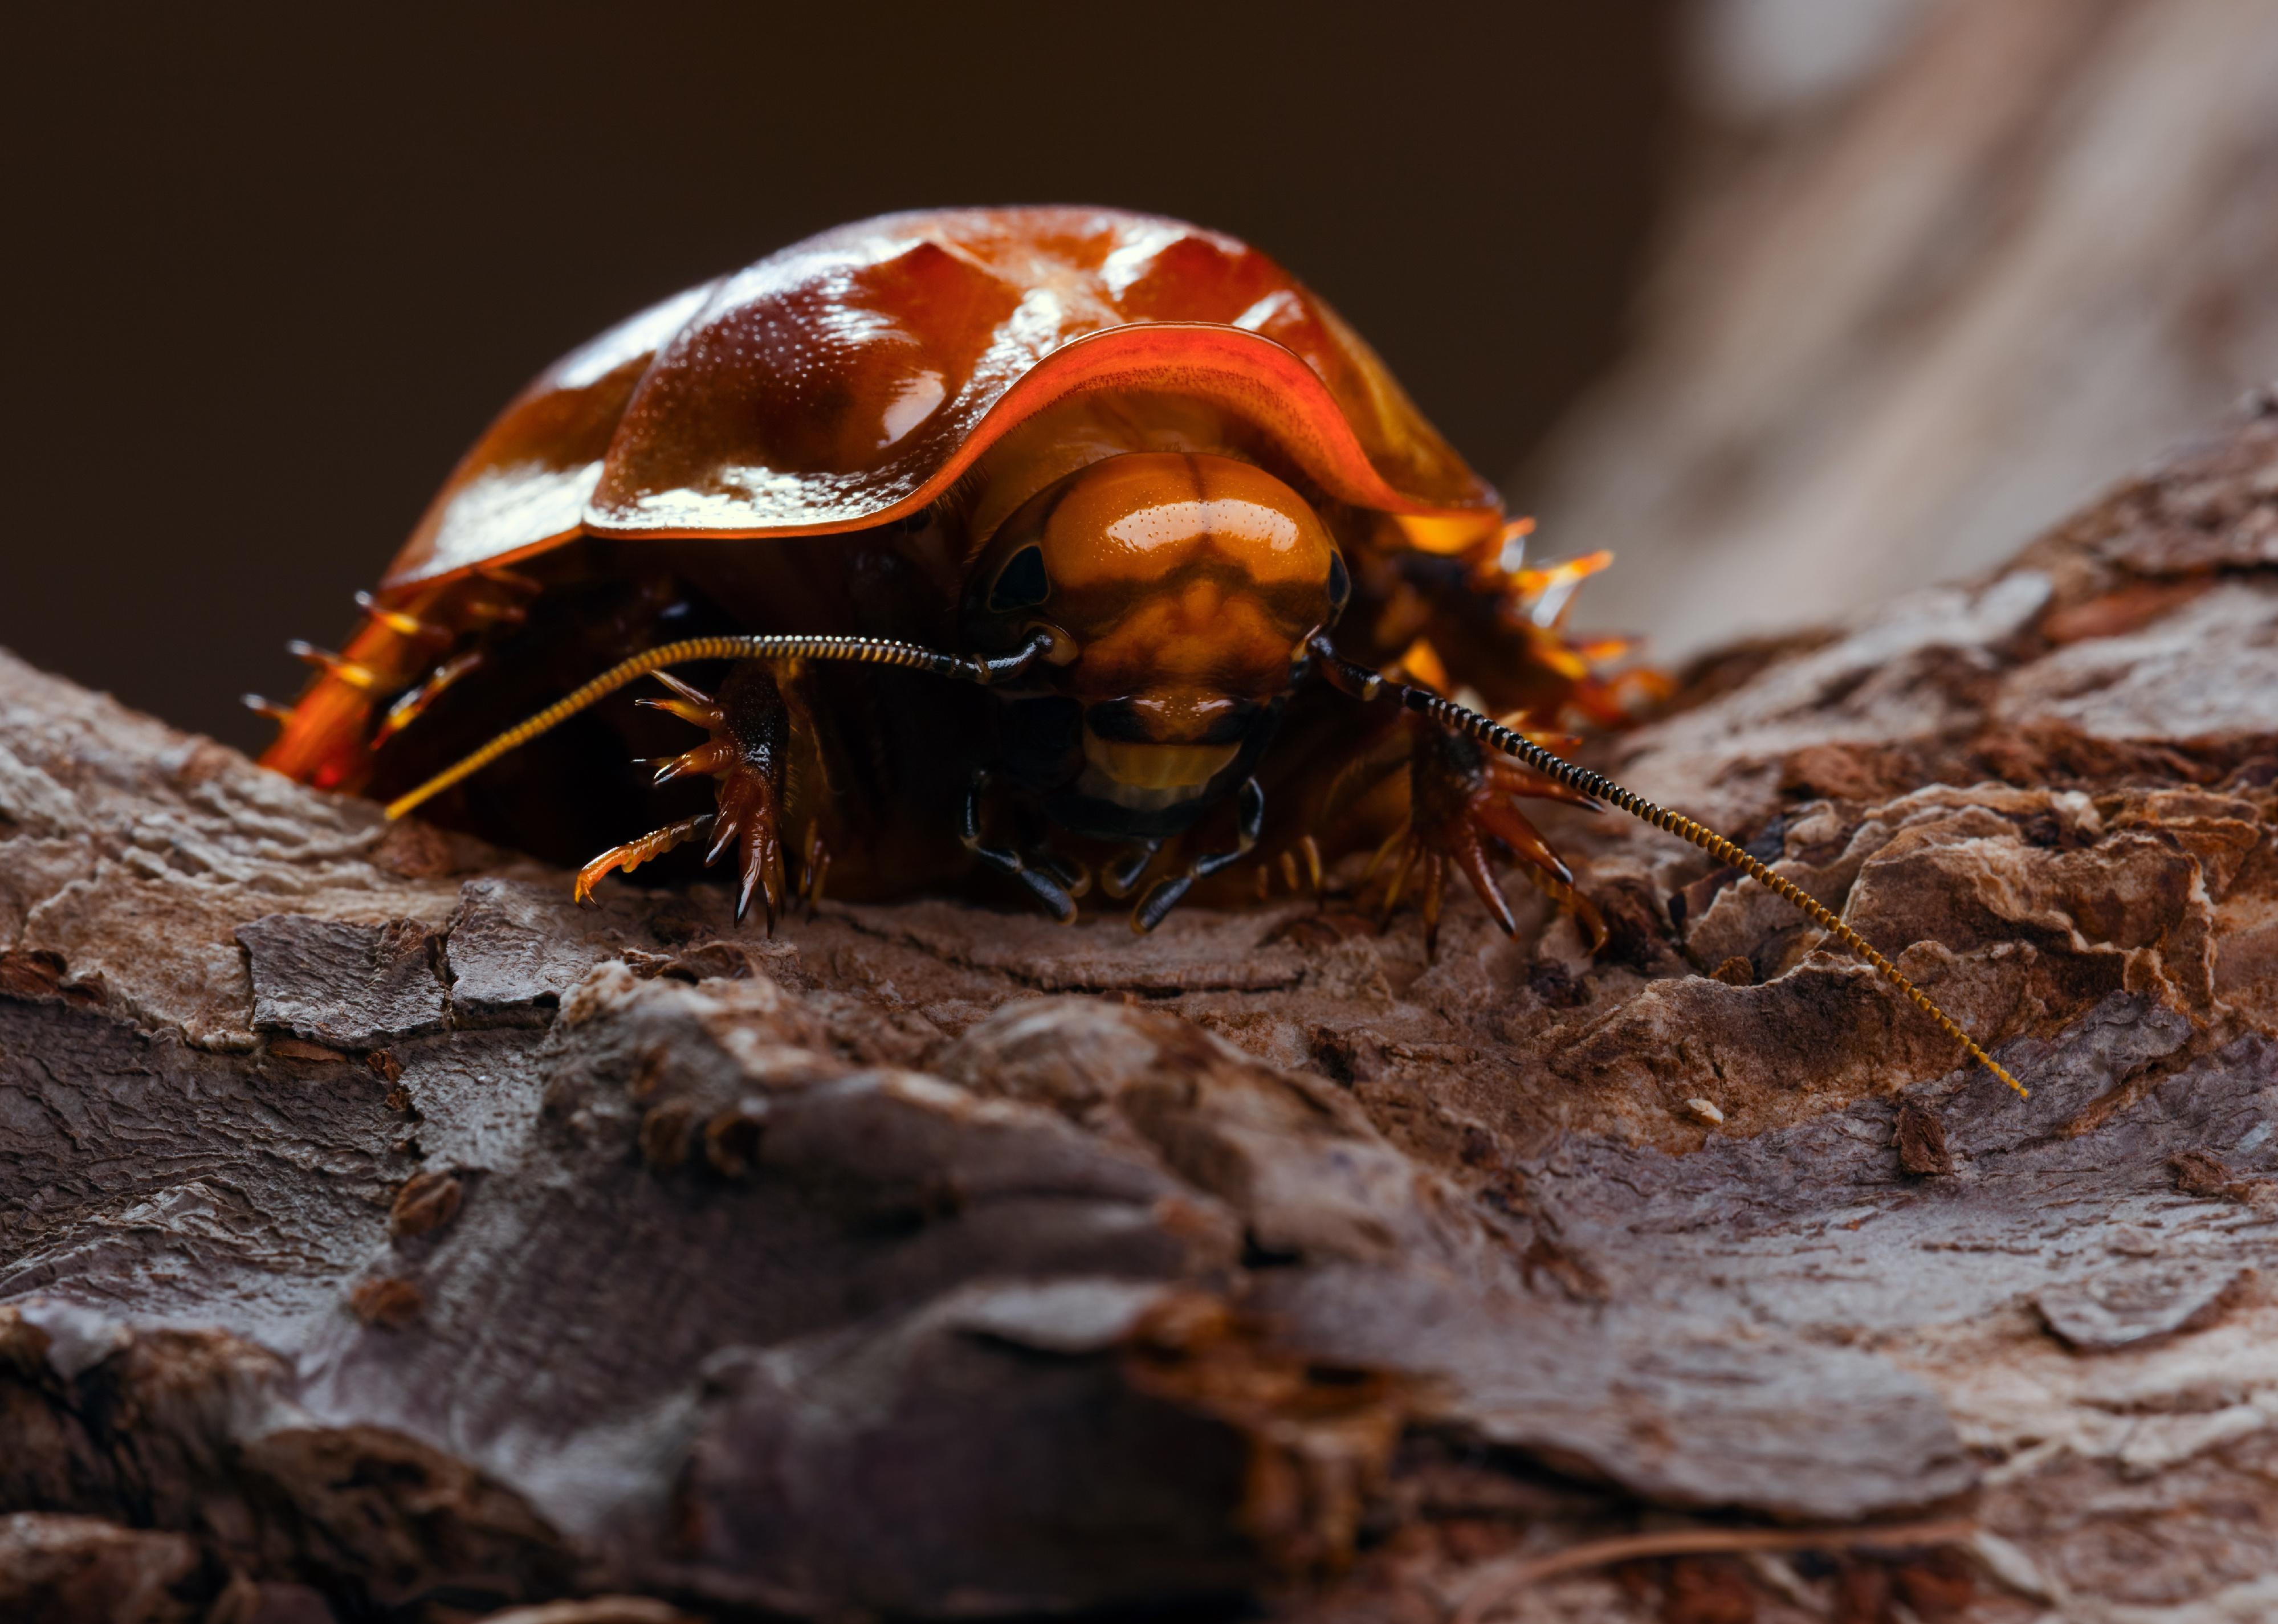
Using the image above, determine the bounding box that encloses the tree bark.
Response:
[2,399,2276,1621]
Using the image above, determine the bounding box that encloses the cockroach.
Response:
[255,207,2022,1096]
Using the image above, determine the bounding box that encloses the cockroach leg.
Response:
[639,673,734,783]
[960,772,1078,923]
[1378,842,1421,920]
[1031,848,1093,901]
[1368,719,1584,958]
[287,640,382,690]
[704,664,794,930]
[575,814,713,904]
[1099,839,1162,900]
[800,821,832,917]
[1264,833,1327,904]
[1132,777,1264,933]
[580,662,795,929]
[710,760,784,929]
[473,564,543,596]
[1362,818,1409,884]
[373,651,484,747]
[1521,865,1608,953]
[353,591,450,642]
[459,597,531,629]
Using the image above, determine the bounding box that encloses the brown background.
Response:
[3,3,1677,750]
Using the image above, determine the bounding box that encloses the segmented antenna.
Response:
[381,632,1049,822]
[1307,637,2027,1099]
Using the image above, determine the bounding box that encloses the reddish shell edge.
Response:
[382,321,1499,593]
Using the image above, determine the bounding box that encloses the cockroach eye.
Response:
[988,545,1051,612]
[1327,551,1351,612]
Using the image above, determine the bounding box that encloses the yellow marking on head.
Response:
[1082,735,1241,790]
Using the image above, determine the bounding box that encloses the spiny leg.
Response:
[1132,777,1265,933]
[639,671,731,776]
[960,772,1079,923]
[707,663,796,927]
[575,815,714,903]
[1378,719,1598,956]
[1519,864,1608,954]
[579,661,800,929]
[373,651,484,748]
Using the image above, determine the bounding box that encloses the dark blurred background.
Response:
[3,3,1679,750]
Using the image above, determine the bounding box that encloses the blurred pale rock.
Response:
[1523,0,2278,662]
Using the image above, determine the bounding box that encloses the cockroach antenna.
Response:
[381,630,1061,823]
[1307,637,2030,1099]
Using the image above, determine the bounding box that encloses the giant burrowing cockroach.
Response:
[256,207,2022,1095]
